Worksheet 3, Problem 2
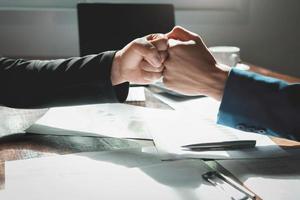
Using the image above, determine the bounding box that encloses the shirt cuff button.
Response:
[236,124,246,130]
[256,129,267,134]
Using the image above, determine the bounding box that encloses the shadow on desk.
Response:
[0,133,142,160]
[73,148,210,200]
[219,156,300,188]
[0,132,144,190]
[0,133,210,199]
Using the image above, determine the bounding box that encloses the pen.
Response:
[181,140,256,151]
[202,171,256,200]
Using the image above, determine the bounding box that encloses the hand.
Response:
[163,26,229,101]
[111,34,168,85]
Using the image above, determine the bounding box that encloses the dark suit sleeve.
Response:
[0,51,129,108]
[217,68,300,141]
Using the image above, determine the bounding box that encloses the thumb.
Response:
[146,33,169,51]
[166,26,202,43]
[133,38,162,67]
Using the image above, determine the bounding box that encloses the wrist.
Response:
[111,51,125,85]
[207,66,229,101]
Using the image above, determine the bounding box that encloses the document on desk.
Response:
[27,103,160,139]
[27,98,286,159]
[126,86,146,101]
[3,151,232,200]
[153,93,221,120]
[146,95,286,159]
[5,147,163,175]
[148,111,286,159]
[0,106,48,137]
[218,154,300,200]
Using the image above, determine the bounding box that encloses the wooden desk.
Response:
[0,64,299,198]
[249,64,300,84]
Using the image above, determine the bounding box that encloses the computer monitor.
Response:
[77,3,175,56]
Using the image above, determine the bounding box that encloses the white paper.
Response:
[126,87,146,101]
[2,151,231,200]
[153,93,220,117]
[27,103,162,139]
[6,147,162,176]
[0,106,48,137]
[218,154,300,200]
[149,111,286,159]
[148,96,286,159]
[27,96,286,159]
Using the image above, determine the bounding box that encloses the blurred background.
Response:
[0,0,299,76]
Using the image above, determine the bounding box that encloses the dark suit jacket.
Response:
[217,68,300,141]
[0,51,129,108]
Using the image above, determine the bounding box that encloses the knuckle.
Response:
[141,65,148,71]
[173,26,182,33]
[145,47,156,56]
[131,42,141,52]
[158,38,168,47]
[149,66,159,72]
[131,40,139,47]
[159,54,168,63]
[152,73,161,80]
[150,66,160,72]
[134,37,143,44]
[156,66,164,72]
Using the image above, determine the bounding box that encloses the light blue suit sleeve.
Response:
[217,68,300,141]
